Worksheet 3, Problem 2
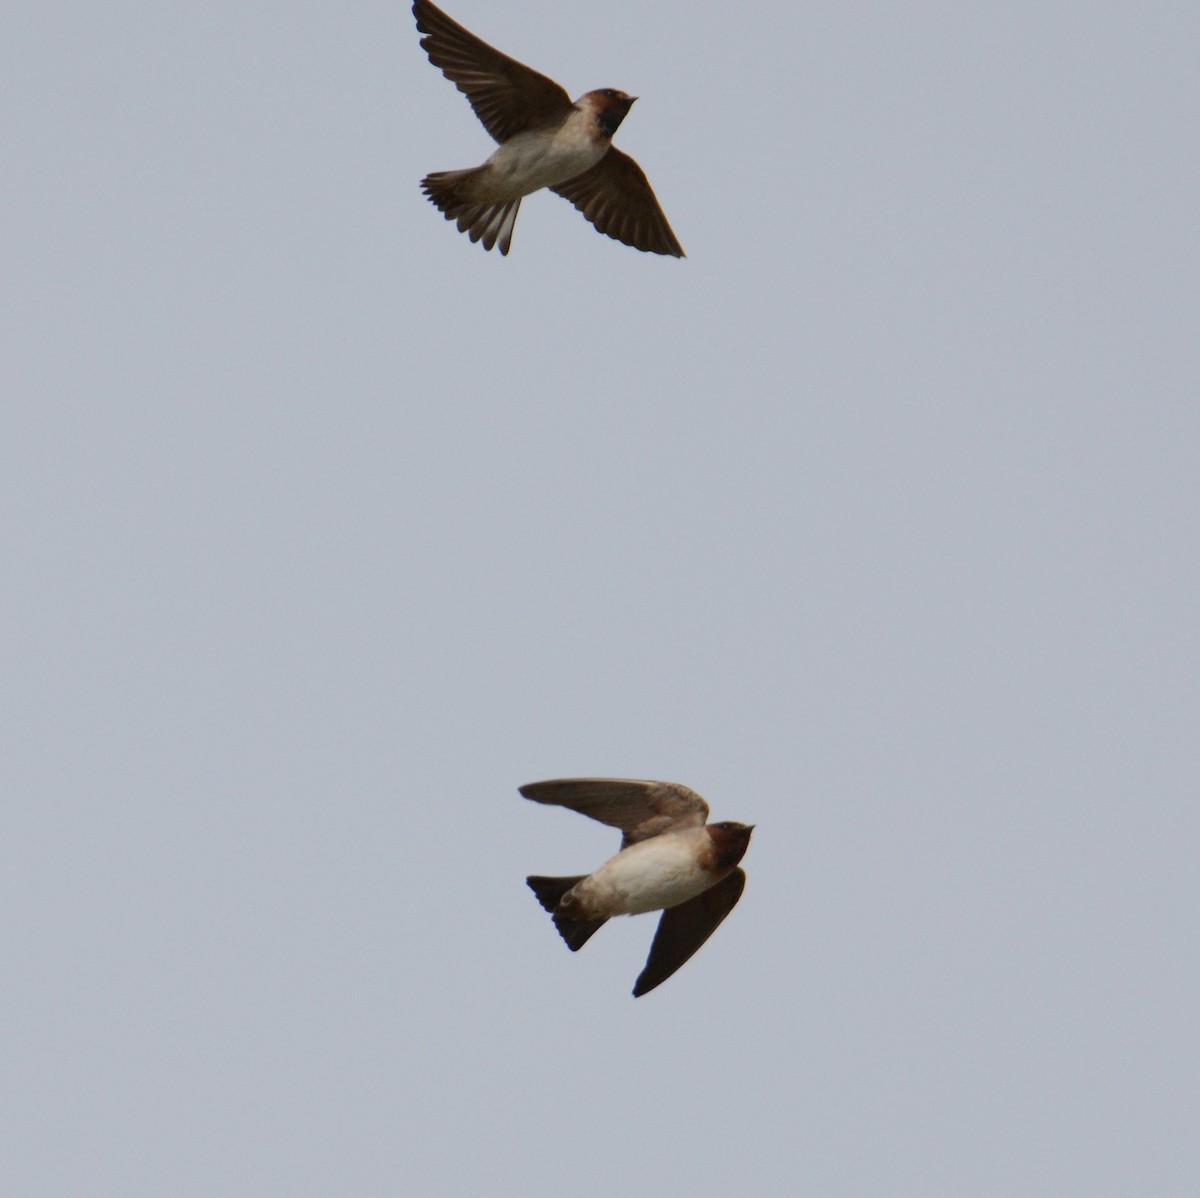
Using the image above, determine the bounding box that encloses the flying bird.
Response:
[412,0,685,256]
[522,778,753,996]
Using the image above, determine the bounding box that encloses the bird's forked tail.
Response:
[526,875,608,951]
[421,169,521,255]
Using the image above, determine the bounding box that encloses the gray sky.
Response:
[4,1,1198,1194]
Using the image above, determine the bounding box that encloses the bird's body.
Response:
[433,111,611,203]
[521,778,753,996]
[560,828,741,917]
[413,0,685,256]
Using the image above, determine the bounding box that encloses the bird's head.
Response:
[579,88,637,138]
[706,821,755,869]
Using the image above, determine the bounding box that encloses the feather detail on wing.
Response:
[551,148,685,256]
[519,778,708,847]
[413,0,574,143]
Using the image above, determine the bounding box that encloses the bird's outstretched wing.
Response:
[519,778,708,847]
[634,868,745,997]
[551,148,685,257]
[413,0,574,143]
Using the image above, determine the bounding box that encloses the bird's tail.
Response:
[421,169,521,255]
[526,875,608,951]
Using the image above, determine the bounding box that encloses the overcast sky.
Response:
[4,1,1198,1194]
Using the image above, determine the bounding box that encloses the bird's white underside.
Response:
[478,113,607,200]
[575,831,716,916]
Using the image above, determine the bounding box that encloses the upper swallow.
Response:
[413,0,685,257]
[522,778,753,996]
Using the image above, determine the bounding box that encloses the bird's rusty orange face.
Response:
[585,89,636,137]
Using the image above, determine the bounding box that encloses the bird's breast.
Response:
[574,832,719,917]
[483,119,608,198]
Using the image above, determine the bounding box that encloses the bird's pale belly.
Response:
[572,835,718,917]
[481,129,606,198]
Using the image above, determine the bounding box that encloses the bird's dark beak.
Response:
[628,95,638,105]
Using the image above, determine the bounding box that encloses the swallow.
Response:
[413,0,685,257]
[521,778,753,996]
